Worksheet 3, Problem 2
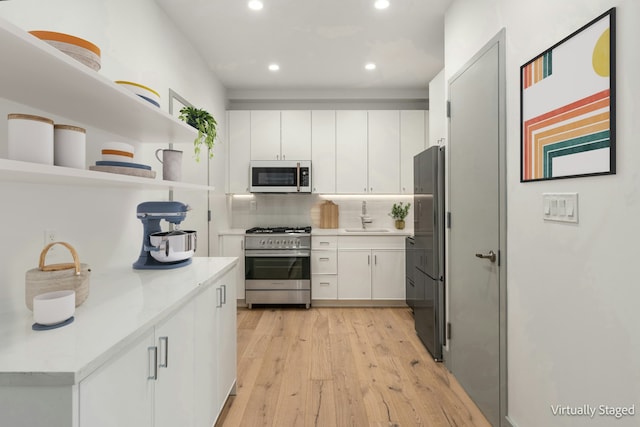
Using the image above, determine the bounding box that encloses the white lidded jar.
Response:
[54,124,86,169]
[7,113,54,165]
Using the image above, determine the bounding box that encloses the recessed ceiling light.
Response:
[248,0,263,11]
[374,0,390,10]
[365,63,377,71]
[268,63,280,71]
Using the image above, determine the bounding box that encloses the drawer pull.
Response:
[320,282,331,286]
[319,241,330,246]
[319,257,330,261]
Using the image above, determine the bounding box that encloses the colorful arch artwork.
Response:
[520,8,616,182]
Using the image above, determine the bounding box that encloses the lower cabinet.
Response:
[220,235,245,300]
[337,249,405,300]
[79,271,236,427]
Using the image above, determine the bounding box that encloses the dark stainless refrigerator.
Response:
[413,146,445,361]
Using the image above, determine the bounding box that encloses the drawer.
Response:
[312,236,338,250]
[311,250,337,274]
[312,274,337,299]
[338,235,405,249]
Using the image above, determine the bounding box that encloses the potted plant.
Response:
[178,106,217,162]
[389,202,411,230]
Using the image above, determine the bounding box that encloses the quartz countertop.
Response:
[0,257,237,387]
[218,229,246,236]
[312,228,413,236]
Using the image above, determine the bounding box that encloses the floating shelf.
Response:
[0,16,197,144]
[0,159,214,191]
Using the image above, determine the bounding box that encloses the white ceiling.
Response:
[156,0,452,99]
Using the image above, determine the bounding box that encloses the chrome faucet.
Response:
[360,201,373,229]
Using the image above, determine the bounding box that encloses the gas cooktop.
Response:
[246,226,312,234]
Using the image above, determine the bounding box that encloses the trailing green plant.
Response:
[389,202,411,221]
[178,106,217,162]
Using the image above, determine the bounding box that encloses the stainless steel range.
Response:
[244,226,311,309]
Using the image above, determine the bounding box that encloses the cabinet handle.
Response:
[216,287,223,308]
[319,241,330,246]
[276,154,280,160]
[241,240,244,250]
[320,282,330,286]
[148,346,158,380]
[221,284,227,304]
[364,187,367,192]
[368,255,371,265]
[319,257,330,261]
[282,154,286,160]
[374,255,377,265]
[159,336,169,368]
[370,187,373,192]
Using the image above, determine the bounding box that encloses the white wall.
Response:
[445,1,640,426]
[0,0,228,312]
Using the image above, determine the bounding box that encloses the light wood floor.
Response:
[216,307,490,427]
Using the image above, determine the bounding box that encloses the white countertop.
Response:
[312,228,413,237]
[218,229,246,236]
[0,257,237,387]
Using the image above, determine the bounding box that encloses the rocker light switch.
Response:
[543,193,578,223]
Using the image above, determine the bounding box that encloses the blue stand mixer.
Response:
[133,201,196,270]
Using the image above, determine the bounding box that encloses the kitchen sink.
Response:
[343,228,391,232]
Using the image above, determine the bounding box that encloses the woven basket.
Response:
[25,242,91,310]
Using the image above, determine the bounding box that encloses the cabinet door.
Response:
[220,235,245,300]
[194,284,218,427]
[216,270,237,416]
[281,110,311,160]
[372,250,406,300]
[368,110,400,194]
[337,250,371,299]
[311,110,336,193]
[251,110,281,160]
[155,300,196,427]
[400,110,427,194]
[79,329,154,427]
[336,111,368,193]
[228,111,251,193]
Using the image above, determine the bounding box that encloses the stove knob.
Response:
[275,240,280,245]
[268,240,273,245]
[295,239,300,247]
[260,239,266,245]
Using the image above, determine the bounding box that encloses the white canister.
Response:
[54,124,86,169]
[7,114,54,165]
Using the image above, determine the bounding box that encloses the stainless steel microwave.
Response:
[249,160,312,193]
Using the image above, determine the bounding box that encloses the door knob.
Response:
[475,250,496,263]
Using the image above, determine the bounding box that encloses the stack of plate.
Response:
[89,142,155,178]
[115,81,160,108]
[29,30,101,71]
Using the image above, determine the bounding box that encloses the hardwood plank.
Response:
[305,380,337,426]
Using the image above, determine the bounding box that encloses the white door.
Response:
[228,111,251,194]
[368,110,400,193]
[448,32,506,426]
[311,110,336,193]
[372,249,405,300]
[337,250,371,299]
[336,110,368,193]
[250,110,281,160]
[79,329,155,427]
[400,110,427,194]
[281,110,311,160]
[155,300,195,427]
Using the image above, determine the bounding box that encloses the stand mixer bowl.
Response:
[149,230,197,263]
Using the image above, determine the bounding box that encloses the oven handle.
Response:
[296,162,301,192]
[245,249,310,257]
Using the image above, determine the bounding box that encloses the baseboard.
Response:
[236,298,408,308]
[505,415,518,427]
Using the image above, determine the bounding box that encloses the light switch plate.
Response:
[543,193,578,223]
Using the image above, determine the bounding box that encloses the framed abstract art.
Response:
[520,8,616,182]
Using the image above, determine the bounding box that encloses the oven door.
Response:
[245,250,311,282]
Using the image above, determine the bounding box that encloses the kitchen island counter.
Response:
[0,257,237,387]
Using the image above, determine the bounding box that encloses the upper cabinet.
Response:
[368,110,400,194]
[228,111,251,194]
[250,110,312,161]
[336,110,368,194]
[311,110,336,194]
[250,111,281,160]
[428,69,446,147]
[400,110,429,194]
[281,110,311,160]
[0,17,196,144]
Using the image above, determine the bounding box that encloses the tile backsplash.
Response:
[229,194,414,231]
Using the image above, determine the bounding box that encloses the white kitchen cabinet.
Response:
[79,329,155,427]
[336,110,368,193]
[311,110,336,193]
[368,110,401,194]
[371,250,406,300]
[250,110,281,160]
[228,111,251,194]
[281,110,311,160]
[220,234,245,300]
[428,69,447,147]
[195,269,237,425]
[311,250,337,274]
[154,301,196,427]
[337,250,372,299]
[400,110,428,194]
[312,235,338,300]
